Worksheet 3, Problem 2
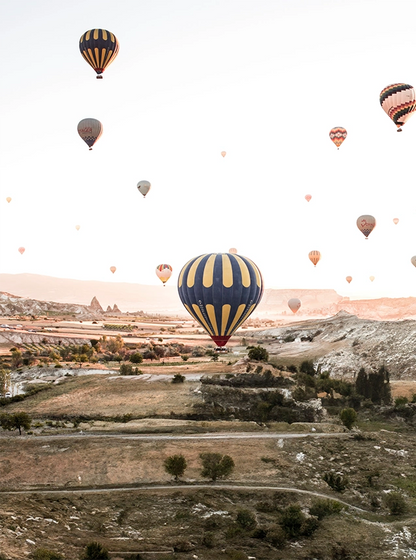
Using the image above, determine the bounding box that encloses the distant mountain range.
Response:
[1,273,416,321]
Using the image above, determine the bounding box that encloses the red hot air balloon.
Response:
[329,127,347,149]
[357,215,376,239]
[308,250,321,267]
[393,218,399,225]
[288,298,301,314]
[110,266,116,274]
[346,276,352,284]
[18,247,25,255]
[305,194,312,202]
[156,264,172,286]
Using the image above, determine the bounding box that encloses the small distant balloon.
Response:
[288,298,301,314]
[156,264,172,286]
[77,118,103,150]
[79,29,119,79]
[329,127,347,149]
[18,247,25,255]
[6,197,11,203]
[221,151,226,157]
[393,218,399,225]
[346,276,352,284]
[229,248,238,254]
[137,180,151,198]
[305,194,312,202]
[309,250,321,267]
[380,83,416,131]
[411,256,416,268]
[75,225,81,231]
[369,276,375,282]
[357,215,376,239]
[110,266,116,274]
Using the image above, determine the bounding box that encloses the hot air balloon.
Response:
[229,248,238,254]
[305,194,312,202]
[393,218,399,225]
[110,266,116,274]
[137,180,151,198]
[346,276,352,284]
[77,118,103,150]
[177,253,263,347]
[156,264,172,286]
[18,247,25,255]
[6,197,11,203]
[380,83,416,132]
[329,127,347,149]
[288,298,301,314]
[79,29,119,79]
[221,151,226,157]
[309,250,321,267]
[357,215,376,239]
[75,225,81,231]
[369,276,375,282]
[411,256,416,268]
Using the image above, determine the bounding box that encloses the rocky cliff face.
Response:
[89,296,103,313]
[0,293,96,319]
[257,311,416,380]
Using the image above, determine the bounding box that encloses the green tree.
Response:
[299,360,316,376]
[340,407,357,430]
[172,373,185,383]
[200,452,235,481]
[0,412,31,435]
[236,509,256,529]
[164,454,187,481]
[129,352,143,364]
[80,541,110,560]
[247,346,269,361]
[11,350,23,369]
[107,335,124,354]
[384,492,407,515]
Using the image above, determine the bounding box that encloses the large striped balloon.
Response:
[79,29,119,79]
[380,83,416,131]
[177,253,263,347]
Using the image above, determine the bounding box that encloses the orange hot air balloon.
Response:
[346,276,352,284]
[75,225,81,231]
[309,250,321,267]
[229,248,238,254]
[369,276,375,282]
[79,29,119,79]
[221,151,226,157]
[156,264,172,286]
[288,298,301,314]
[110,266,116,274]
[393,218,399,225]
[329,127,347,149]
[18,247,25,255]
[6,197,11,203]
[357,215,376,239]
[305,194,312,202]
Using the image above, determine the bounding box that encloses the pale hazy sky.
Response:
[2,0,416,300]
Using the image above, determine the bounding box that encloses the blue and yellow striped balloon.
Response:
[177,253,263,347]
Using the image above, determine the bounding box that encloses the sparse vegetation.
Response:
[200,452,235,481]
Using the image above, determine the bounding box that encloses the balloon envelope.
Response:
[288,298,301,314]
[357,215,376,238]
[79,29,119,78]
[369,276,375,282]
[78,118,103,149]
[380,83,416,131]
[156,264,172,284]
[346,276,352,284]
[110,266,116,274]
[6,197,11,203]
[393,218,399,225]
[305,194,312,202]
[229,248,238,254]
[177,253,263,347]
[137,180,151,198]
[329,127,347,149]
[221,151,226,157]
[75,225,80,231]
[18,247,25,255]
[308,250,321,266]
[411,256,416,268]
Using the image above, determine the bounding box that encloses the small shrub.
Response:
[236,508,256,529]
[384,492,407,515]
[164,454,187,481]
[181,354,189,361]
[247,346,269,361]
[340,407,357,430]
[32,549,64,560]
[172,373,185,384]
[395,396,409,407]
[265,524,287,548]
[309,499,342,520]
[323,472,348,492]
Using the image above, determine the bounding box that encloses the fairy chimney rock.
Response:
[90,296,104,313]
